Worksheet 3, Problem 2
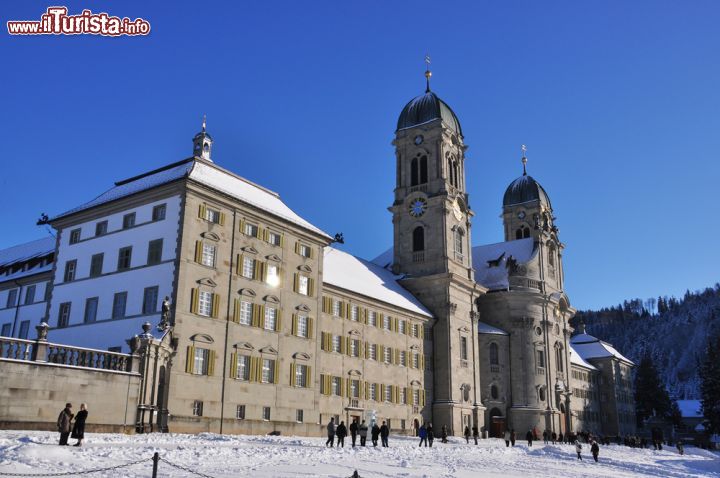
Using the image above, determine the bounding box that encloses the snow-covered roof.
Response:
[371,247,393,270]
[677,400,703,419]
[569,345,597,370]
[570,332,634,365]
[478,322,508,335]
[51,159,330,239]
[472,238,535,290]
[323,247,432,317]
[0,237,55,267]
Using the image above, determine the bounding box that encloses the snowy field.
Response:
[0,431,719,478]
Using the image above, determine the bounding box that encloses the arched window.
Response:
[515,228,523,240]
[548,246,556,267]
[523,226,530,238]
[410,158,419,186]
[454,228,464,257]
[539,387,546,402]
[419,155,428,184]
[448,157,454,187]
[555,345,564,372]
[516,226,530,239]
[489,342,499,365]
[491,385,499,400]
[412,226,425,252]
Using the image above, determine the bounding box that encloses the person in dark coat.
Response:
[464,426,471,444]
[380,421,389,447]
[71,403,88,446]
[558,432,564,444]
[472,425,479,445]
[427,423,434,447]
[510,429,516,447]
[56,403,73,446]
[591,440,600,462]
[326,418,336,447]
[418,424,428,447]
[371,423,380,447]
[543,430,549,444]
[358,420,368,447]
[504,430,511,447]
[441,425,448,443]
[349,418,359,447]
[551,431,557,445]
[526,430,533,447]
[336,421,347,448]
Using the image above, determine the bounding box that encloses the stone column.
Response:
[31,322,49,362]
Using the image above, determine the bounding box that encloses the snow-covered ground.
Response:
[0,431,718,478]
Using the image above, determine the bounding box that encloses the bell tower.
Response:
[388,62,485,435]
[192,115,213,162]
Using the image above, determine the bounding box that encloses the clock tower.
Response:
[388,66,485,435]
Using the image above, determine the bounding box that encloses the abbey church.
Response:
[0,71,636,438]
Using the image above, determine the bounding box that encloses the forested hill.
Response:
[572,284,720,400]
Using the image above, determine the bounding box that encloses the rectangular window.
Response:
[399,320,406,334]
[264,307,277,331]
[242,257,254,279]
[369,343,377,361]
[244,223,259,237]
[298,275,309,295]
[331,377,341,396]
[266,265,279,287]
[58,302,71,328]
[384,385,392,402]
[239,301,253,325]
[63,260,77,282]
[350,305,358,321]
[332,300,341,317]
[383,347,392,364]
[350,339,359,357]
[198,291,213,317]
[412,352,420,369]
[193,347,210,375]
[296,409,304,423]
[370,383,377,401]
[117,247,132,270]
[147,239,163,265]
[350,379,360,398]
[152,203,166,221]
[296,315,308,338]
[261,359,275,383]
[460,336,468,360]
[112,292,127,319]
[537,350,546,368]
[400,351,407,367]
[0,323,11,337]
[201,243,216,268]
[24,285,36,305]
[383,315,391,330]
[367,311,376,327]
[399,388,406,404]
[262,407,271,421]
[205,207,221,224]
[122,212,136,229]
[295,364,308,388]
[192,400,203,417]
[236,405,246,420]
[413,390,420,406]
[299,244,311,258]
[89,253,104,277]
[18,320,30,339]
[44,282,52,301]
[412,324,419,338]
[142,286,159,314]
[332,335,342,353]
[95,221,108,236]
[84,297,99,323]
[236,355,250,381]
[69,228,81,244]
[268,232,281,246]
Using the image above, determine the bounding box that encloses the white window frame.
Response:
[367,311,376,327]
[350,339,359,357]
[299,244,311,258]
[298,275,309,295]
[332,335,342,353]
[266,264,279,287]
[244,223,258,237]
[262,406,271,421]
[201,243,216,267]
[369,344,377,361]
[264,307,277,331]
[370,383,377,401]
[332,300,341,317]
[296,315,308,338]
[261,358,275,383]
[383,347,392,364]
[192,347,210,375]
[268,232,281,246]
[331,377,341,396]
[205,208,221,224]
[242,257,254,279]
[198,291,213,317]
[295,364,307,388]
[350,305,358,321]
[236,405,246,420]
[383,315,391,330]
[239,301,252,325]
[384,385,392,402]
[236,355,250,381]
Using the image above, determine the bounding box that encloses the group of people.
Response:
[325,417,389,448]
[56,403,88,447]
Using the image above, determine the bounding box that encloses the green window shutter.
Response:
[186,346,195,374]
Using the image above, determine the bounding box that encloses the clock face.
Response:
[414,135,424,145]
[517,211,526,219]
[408,197,428,217]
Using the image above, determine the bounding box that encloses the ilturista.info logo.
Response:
[7,6,150,36]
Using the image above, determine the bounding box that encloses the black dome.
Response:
[503,175,551,208]
[397,91,462,136]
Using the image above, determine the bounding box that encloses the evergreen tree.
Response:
[634,354,673,427]
[699,332,720,433]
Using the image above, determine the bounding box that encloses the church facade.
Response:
[0,74,635,438]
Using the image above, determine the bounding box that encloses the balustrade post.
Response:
[31,322,49,362]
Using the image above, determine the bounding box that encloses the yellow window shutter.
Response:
[232,299,240,323]
[309,247,314,259]
[420,354,425,370]
[340,336,346,354]
[307,317,314,339]
[345,378,351,397]
[194,241,203,263]
[420,325,425,340]
[308,278,315,297]
[256,358,263,382]
[421,390,426,406]
[239,218,245,233]
[325,332,331,351]
[380,384,385,399]
[211,294,220,318]
[319,373,325,394]
[258,305,266,329]
[306,366,311,388]
[280,234,285,247]
[393,317,398,332]
[362,308,368,325]
[409,351,415,369]
[273,360,280,384]
[186,346,195,374]
[198,204,206,220]
[293,273,299,293]
[263,228,269,242]
[207,350,216,376]
[249,357,256,382]
[405,387,410,405]
[219,212,226,226]
[261,262,268,282]
[322,297,329,313]
[252,259,259,280]
[320,332,327,351]
[291,314,298,335]
[294,241,300,254]
[275,310,282,332]
[190,288,199,314]
[235,254,242,275]
[230,352,238,378]
[290,363,296,387]
[379,313,384,328]
[364,381,369,400]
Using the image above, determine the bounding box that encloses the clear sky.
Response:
[2,1,719,310]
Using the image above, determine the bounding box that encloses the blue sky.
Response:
[2,1,719,310]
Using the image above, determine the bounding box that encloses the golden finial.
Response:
[424,54,432,93]
[521,144,528,176]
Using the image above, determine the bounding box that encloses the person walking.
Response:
[371,422,380,447]
[575,439,583,460]
[526,430,533,447]
[326,417,336,447]
[441,425,448,443]
[418,424,428,447]
[427,423,434,447]
[380,421,389,447]
[71,403,88,447]
[350,418,359,447]
[56,403,73,446]
[336,420,347,448]
[472,425,479,445]
[510,429,516,447]
[591,440,600,462]
[551,431,557,445]
[543,430,549,444]
[358,420,368,447]
[464,426,471,444]
[504,429,511,447]
[676,439,684,455]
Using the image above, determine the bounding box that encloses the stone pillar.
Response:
[31,322,49,362]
